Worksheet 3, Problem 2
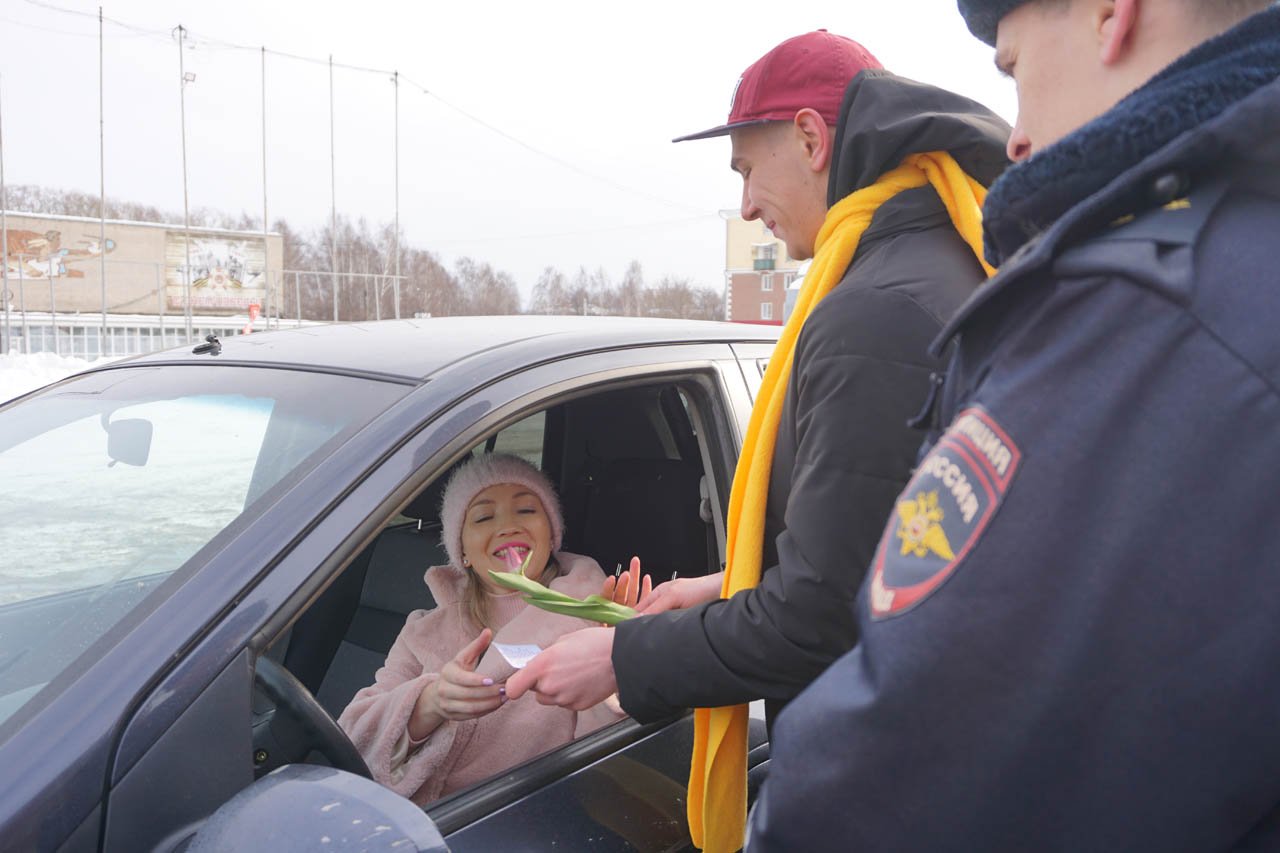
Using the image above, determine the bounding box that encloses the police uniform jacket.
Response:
[612,71,1010,725]
[750,8,1280,851]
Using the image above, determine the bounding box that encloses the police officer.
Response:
[748,1,1280,850]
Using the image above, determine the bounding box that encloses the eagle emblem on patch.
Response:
[870,407,1021,618]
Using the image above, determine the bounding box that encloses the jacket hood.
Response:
[828,69,1011,208]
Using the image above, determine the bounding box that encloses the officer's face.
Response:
[729,122,828,261]
[995,0,1114,162]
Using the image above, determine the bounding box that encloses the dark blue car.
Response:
[0,316,777,852]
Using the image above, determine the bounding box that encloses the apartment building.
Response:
[720,211,804,325]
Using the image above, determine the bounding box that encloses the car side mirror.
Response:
[102,415,153,467]
[183,765,449,852]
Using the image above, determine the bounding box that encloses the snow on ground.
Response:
[0,352,125,403]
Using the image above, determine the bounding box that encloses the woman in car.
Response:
[338,452,626,805]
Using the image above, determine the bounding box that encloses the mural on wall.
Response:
[165,233,267,312]
[3,229,117,279]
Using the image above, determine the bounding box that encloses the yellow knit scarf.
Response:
[688,151,994,853]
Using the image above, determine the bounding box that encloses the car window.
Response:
[2,395,273,605]
[0,366,409,729]
[317,377,733,805]
[379,411,547,530]
[485,410,545,466]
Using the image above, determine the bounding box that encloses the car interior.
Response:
[254,378,729,782]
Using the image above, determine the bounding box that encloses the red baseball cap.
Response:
[673,30,883,143]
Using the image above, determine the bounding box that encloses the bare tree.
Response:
[404,248,464,317]
[531,266,573,315]
[5,184,728,322]
[533,259,722,320]
[455,257,521,315]
[691,286,726,321]
[643,274,723,320]
[618,260,644,317]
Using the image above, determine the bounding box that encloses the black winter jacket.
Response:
[613,71,1009,724]
[751,9,1280,851]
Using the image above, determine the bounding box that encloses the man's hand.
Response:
[504,626,617,711]
[635,570,724,615]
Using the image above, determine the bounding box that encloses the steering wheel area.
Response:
[252,655,372,780]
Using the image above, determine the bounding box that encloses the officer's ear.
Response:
[1098,0,1140,66]
[792,108,832,174]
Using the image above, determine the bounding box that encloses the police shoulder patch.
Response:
[869,407,1020,618]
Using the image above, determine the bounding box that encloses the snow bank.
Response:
[0,353,125,404]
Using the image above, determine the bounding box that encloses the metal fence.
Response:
[0,311,260,360]
[1,261,408,359]
[278,269,408,326]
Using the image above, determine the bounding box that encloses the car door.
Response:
[101,340,763,851]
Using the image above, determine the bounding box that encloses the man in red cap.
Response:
[507,30,1008,850]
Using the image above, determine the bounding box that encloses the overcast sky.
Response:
[0,0,1016,302]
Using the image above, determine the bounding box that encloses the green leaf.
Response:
[522,597,637,625]
[489,571,580,603]
[487,571,637,625]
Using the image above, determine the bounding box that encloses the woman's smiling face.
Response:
[460,482,554,591]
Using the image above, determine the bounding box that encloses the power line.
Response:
[0,14,104,38]
[398,75,705,215]
[430,213,720,247]
[22,0,171,40]
[18,0,704,215]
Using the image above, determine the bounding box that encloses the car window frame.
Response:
[255,345,747,649]
[247,345,749,831]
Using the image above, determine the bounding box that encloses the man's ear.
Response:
[792,108,833,173]
[1098,0,1140,65]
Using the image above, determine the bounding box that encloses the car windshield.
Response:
[0,364,409,728]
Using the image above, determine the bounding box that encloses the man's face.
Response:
[995,0,1112,161]
[729,122,828,261]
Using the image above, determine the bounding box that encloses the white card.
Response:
[493,642,542,670]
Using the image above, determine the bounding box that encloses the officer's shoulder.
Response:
[1051,170,1237,301]
[1091,168,1232,247]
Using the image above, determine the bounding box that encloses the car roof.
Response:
[113,316,780,382]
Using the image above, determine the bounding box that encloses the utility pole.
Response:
[261,46,270,330]
[393,70,401,320]
[177,25,194,342]
[329,55,338,323]
[1,72,9,356]
[99,7,108,356]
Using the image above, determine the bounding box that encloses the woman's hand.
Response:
[601,556,652,612]
[635,570,724,615]
[409,628,505,740]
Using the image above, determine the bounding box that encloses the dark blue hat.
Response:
[957,0,1032,46]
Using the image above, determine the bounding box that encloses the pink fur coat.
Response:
[337,552,625,804]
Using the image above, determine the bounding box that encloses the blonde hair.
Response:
[464,556,563,630]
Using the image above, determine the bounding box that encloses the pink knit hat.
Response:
[438,453,564,571]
